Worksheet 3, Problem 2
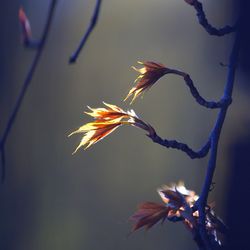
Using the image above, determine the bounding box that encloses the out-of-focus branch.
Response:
[185,0,236,36]
[69,0,102,63]
[23,40,41,49]
[148,132,211,159]
[0,0,57,182]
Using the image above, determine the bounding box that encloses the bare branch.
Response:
[0,0,57,182]
[167,69,232,109]
[185,0,236,36]
[196,26,241,248]
[69,0,102,63]
[148,132,211,159]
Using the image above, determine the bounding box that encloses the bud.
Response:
[18,7,32,44]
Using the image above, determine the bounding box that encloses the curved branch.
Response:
[167,69,231,109]
[0,0,57,182]
[148,132,211,159]
[185,0,236,36]
[69,0,102,63]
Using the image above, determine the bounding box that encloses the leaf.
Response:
[18,7,32,43]
[130,202,169,232]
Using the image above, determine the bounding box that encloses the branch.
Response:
[0,0,57,182]
[196,27,241,249]
[185,0,236,36]
[167,69,232,109]
[23,40,41,49]
[125,62,230,109]
[69,0,102,63]
[148,132,211,159]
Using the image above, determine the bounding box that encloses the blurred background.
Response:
[0,0,249,249]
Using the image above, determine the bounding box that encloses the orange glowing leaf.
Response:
[85,102,129,121]
[124,61,169,103]
[69,103,155,153]
[69,119,123,152]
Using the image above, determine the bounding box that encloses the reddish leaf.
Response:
[130,202,169,232]
[124,61,170,103]
[18,7,32,43]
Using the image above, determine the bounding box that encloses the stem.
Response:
[149,133,211,159]
[197,29,241,249]
[167,69,231,109]
[0,0,57,182]
[69,0,102,63]
[187,0,236,36]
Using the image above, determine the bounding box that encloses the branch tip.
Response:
[69,0,102,64]
[185,0,236,36]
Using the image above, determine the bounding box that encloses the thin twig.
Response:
[185,0,236,36]
[0,0,57,182]
[167,69,231,109]
[148,132,211,159]
[69,0,102,63]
